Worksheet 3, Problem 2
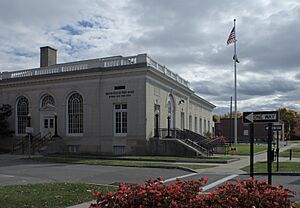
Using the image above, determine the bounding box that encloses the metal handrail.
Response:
[158,128,225,155]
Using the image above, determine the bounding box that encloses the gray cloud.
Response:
[238,78,298,96]
[1,0,300,114]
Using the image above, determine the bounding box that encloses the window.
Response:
[44,119,48,128]
[189,115,192,130]
[154,104,160,135]
[68,145,79,153]
[208,121,211,133]
[180,112,185,130]
[167,95,175,128]
[41,94,55,108]
[114,103,127,136]
[67,93,83,134]
[113,145,125,155]
[114,86,125,90]
[199,118,202,134]
[50,119,54,128]
[16,97,29,134]
[204,119,207,132]
[194,117,198,133]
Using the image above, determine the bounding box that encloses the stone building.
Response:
[0,46,215,155]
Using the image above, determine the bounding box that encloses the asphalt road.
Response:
[0,155,299,202]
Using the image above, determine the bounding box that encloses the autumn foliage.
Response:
[90,177,296,208]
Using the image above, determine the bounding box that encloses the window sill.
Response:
[114,133,128,137]
[66,133,83,137]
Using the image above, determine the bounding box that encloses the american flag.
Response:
[227,26,236,45]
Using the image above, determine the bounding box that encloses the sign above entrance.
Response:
[243,111,279,123]
[105,90,134,99]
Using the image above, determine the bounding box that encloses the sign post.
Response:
[25,127,34,158]
[276,130,279,171]
[267,123,273,185]
[249,123,254,178]
[265,125,282,172]
[243,111,279,184]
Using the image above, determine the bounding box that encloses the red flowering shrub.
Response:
[208,177,296,208]
[90,177,296,208]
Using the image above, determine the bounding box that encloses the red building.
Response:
[215,118,284,143]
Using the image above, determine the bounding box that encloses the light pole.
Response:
[27,113,31,158]
[166,113,171,138]
[54,112,58,137]
[154,110,159,137]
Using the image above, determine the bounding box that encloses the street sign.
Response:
[264,125,282,131]
[25,127,34,133]
[243,111,279,123]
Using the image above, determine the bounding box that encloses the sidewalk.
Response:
[198,142,300,174]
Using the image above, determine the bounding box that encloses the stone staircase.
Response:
[12,132,56,155]
[158,128,225,156]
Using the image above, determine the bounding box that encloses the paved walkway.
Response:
[197,142,300,174]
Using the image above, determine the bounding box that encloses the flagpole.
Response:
[233,19,238,149]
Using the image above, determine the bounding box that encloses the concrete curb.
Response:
[25,157,199,173]
[240,172,300,176]
[46,154,237,164]
[67,200,94,208]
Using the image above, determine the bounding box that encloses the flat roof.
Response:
[0,53,189,87]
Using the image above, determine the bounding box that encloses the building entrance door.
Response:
[41,116,55,137]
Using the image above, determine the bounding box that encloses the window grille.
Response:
[16,97,29,134]
[114,103,127,136]
[67,93,83,134]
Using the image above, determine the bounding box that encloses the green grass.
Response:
[241,161,300,173]
[228,144,267,155]
[32,157,214,170]
[280,148,300,158]
[0,182,115,208]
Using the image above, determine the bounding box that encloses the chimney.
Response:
[40,46,57,67]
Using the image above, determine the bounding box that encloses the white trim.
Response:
[66,92,84,136]
[163,173,199,183]
[15,96,29,136]
[66,133,83,137]
[201,174,238,192]
[113,103,128,137]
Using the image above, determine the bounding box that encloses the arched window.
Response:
[67,93,83,134]
[16,97,29,134]
[41,94,55,108]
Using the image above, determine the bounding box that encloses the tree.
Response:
[0,104,14,139]
[213,111,243,123]
[278,108,300,140]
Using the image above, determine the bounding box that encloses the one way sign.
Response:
[243,111,279,123]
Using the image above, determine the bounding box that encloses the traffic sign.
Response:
[25,127,34,133]
[264,125,282,131]
[243,111,279,123]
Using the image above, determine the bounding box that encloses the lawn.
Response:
[227,144,267,155]
[241,161,300,173]
[32,157,214,171]
[0,183,115,208]
[280,147,300,158]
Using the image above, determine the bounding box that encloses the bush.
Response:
[90,177,296,208]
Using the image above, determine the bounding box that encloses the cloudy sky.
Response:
[1,0,300,114]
